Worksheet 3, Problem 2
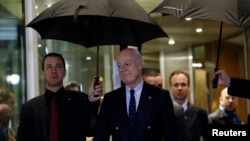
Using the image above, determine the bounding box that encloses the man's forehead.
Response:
[117,59,134,64]
[171,76,188,82]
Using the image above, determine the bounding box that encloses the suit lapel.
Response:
[115,87,134,141]
[137,83,153,116]
[131,83,154,140]
[36,95,49,140]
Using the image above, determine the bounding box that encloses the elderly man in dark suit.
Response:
[16,53,103,141]
[94,48,178,141]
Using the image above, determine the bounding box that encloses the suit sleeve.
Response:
[200,109,209,141]
[16,103,34,141]
[161,90,179,141]
[93,93,111,141]
[82,93,100,137]
[228,77,250,99]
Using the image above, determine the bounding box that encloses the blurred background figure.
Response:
[208,87,243,125]
[142,69,162,88]
[0,89,16,136]
[63,81,81,92]
[0,103,16,141]
[0,89,16,111]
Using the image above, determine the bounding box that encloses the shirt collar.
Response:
[172,98,188,112]
[125,78,144,93]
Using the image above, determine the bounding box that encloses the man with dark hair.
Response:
[16,53,103,141]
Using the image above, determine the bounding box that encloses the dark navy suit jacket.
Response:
[94,82,178,141]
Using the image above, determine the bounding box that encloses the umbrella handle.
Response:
[94,76,100,97]
[94,76,100,87]
[212,68,219,88]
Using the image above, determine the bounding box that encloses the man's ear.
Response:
[139,61,144,70]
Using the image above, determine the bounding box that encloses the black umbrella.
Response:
[27,0,168,84]
[150,0,250,88]
[151,0,250,26]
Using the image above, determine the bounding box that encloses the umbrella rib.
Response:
[74,5,87,22]
[216,21,223,69]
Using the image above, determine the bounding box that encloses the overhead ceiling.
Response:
[1,0,245,55]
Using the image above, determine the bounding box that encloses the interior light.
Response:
[6,74,20,85]
[168,39,175,45]
[185,17,192,21]
[192,63,202,68]
[86,56,91,60]
[196,28,203,33]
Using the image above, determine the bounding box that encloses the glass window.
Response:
[37,40,114,94]
[0,2,24,136]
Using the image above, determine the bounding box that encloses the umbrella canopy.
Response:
[27,0,168,48]
[149,0,184,18]
[150,0,250,27]
[27,0,168,82]
[150,0,250,88]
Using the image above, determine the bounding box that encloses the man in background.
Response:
[169,70,209,141]
[142,69,162,88]
[208,87,243,125]
[64,81,81,92]
[143,69,191,141]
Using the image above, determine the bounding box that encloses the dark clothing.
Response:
[208,108,243,125]
[173,104,192,141]
[0,126,8,141]
[184,103,209,141]
[94,82,178,141]
[228,77,250,99]
[16,87,100,141]
[248,114,250,125]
